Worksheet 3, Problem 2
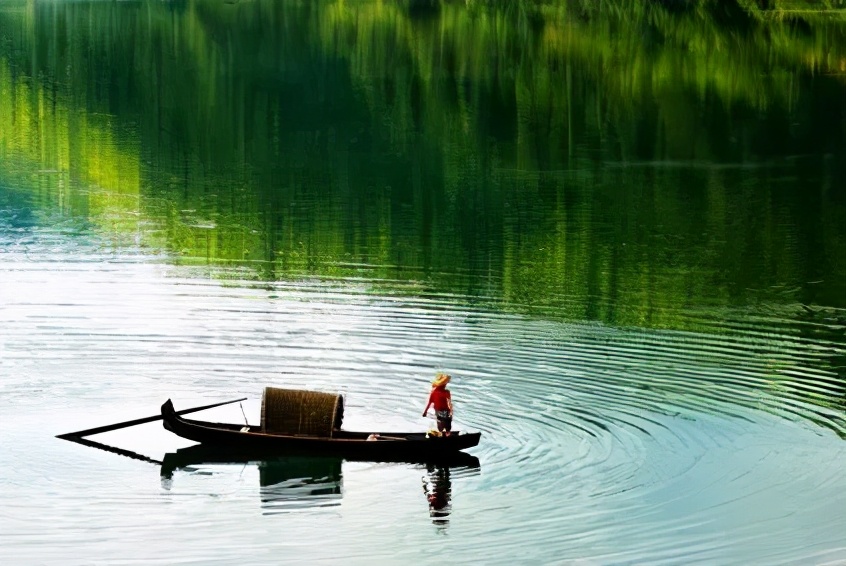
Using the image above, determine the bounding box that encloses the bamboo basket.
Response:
[260,387,344,437]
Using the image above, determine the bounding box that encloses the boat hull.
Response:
[161,399,481,463]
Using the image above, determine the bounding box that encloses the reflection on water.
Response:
[0,0,843,324]
[5,244,845,563]
[423,464,452,529]
[61,435,164,467]
[259,460,342,514]
[161,446,344,512]
[161,444,480,518]
[420,457,482,530]
[1,0,845,563]
[62,434,481,520]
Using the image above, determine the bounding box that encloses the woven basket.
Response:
[260,387,344,437]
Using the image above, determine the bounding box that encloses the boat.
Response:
[160,386,481,462]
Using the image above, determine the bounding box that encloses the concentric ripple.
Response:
[1,221,845,565]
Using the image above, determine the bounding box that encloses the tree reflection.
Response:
[1,0,843,320]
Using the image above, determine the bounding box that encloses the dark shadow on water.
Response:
[161,443,481,516]
[60,435,481,518]
[160,443,345,512]
[61,435,164,465]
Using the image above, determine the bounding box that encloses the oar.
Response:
[56,397,247,439]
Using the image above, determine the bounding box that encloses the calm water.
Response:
[2,1,845,564]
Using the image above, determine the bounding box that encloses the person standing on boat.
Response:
[423,373,453,436]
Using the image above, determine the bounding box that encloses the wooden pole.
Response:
[56,397,248,439]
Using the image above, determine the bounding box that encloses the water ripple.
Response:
[1,228,845,564]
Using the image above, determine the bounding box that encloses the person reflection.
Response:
[422,463,452,529]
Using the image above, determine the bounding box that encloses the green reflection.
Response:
[0,0,843,326]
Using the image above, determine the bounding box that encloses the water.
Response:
[2,1,846,564]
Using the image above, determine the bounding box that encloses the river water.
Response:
[1,1,845,565]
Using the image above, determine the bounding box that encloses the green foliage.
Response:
[1,0,843,430]
[0,0,843,322]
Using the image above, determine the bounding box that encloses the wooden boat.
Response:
[161,387,481,461]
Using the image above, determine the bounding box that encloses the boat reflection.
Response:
[60,434,480,518]
[162,444,481,518]
[259,460,343,513]
[161,444,344,512]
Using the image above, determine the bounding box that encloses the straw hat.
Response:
[432,373,451,388]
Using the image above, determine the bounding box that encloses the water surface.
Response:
[1,1,845,564]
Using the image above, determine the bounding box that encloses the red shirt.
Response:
[428,388,451,412]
